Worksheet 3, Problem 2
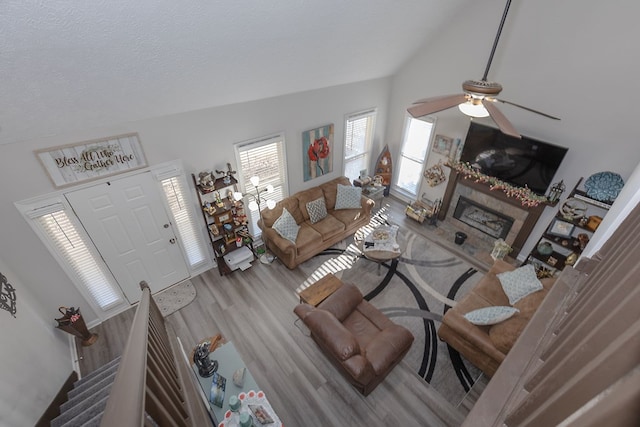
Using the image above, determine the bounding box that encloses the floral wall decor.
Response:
[0,272,17,318]
[303,124,333,181]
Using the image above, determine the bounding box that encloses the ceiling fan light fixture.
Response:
[458,100,489,118]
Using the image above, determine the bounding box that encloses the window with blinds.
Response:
[35,208,124,311]
[344,109,376,181]
[395,116,435,198]
[235,134,287,237]
[160,175,208,268]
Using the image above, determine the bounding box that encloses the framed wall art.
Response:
[303,124,333,181]
[35,133,147,188]
[432,134,453,155]
[548,218,575,238]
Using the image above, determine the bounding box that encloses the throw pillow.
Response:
[497,264,543,305]
[334,184,362,210]
[306,197,328,224]
[272,208,300,243]
[464,306,520,326]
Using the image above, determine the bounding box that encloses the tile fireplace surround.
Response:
[439,171,548,258]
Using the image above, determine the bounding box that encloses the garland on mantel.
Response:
[447,161,549,207]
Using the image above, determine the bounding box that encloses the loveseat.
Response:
[258,176,374,269]
[437,260,556,377]
[294,277,414,395]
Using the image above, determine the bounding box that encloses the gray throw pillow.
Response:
[272,208,300,243]
[306,197,328,224]
[334,184,362,210]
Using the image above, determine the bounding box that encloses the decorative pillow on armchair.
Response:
[335,184,362,210]
[497,264,543,305]
[464,306,520,326]
[272,208,300,243]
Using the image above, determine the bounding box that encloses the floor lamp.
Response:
[235,176,275,264]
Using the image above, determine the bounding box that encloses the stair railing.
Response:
[100,281,189,427]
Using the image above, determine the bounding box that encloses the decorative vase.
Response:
[537,242,553,256]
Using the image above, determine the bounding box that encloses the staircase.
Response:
[51,357,121,427]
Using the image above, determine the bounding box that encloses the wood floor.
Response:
[76,196,493,427]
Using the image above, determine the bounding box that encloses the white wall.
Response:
[0,78,391,324]
[0,258,72,426]
[386,0,640,258]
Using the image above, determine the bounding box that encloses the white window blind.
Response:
[35,209,123,310]
[236,134,287,237]
[395,116,435,197]
[160,176,208,268]
[344,109,376,181]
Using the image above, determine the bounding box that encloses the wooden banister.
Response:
[99,282,192,427]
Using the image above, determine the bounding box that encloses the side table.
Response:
[298,273,343,306]
[362,185,385,210]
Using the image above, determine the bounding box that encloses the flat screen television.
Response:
[460,122,568,196]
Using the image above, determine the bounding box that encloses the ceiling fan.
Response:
[407,0,559,139]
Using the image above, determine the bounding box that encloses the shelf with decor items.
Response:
[525,177,613,278]
[191,173,254,275]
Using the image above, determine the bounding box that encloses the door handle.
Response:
[164,224,170,228]
[169,238,176,244]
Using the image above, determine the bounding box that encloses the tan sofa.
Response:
[437,260,556,377]
[294,278,414,395]
[258,176,374,269]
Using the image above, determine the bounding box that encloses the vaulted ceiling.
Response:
[0,0,469,145]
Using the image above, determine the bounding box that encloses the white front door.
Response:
[66,172,189,303]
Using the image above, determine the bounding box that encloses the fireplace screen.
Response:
[453,196,514,239]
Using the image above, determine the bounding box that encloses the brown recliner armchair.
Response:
[294,280,414,396]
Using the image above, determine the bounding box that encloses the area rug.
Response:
[296,215,484,404]
[153,280,197,317]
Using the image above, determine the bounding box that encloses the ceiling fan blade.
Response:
[482,99,521,139]
[412,93,466,105]
[495,98,561,120]
[408,94,468,118]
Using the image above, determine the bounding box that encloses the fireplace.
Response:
[439,170,548,257]
[453,196,514,239]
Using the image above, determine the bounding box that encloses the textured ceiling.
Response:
[0,0,468,145]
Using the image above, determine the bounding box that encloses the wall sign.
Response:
[35,133,147,188]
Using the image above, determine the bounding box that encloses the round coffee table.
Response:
[355,225,402,275]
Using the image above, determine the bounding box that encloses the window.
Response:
[395,116,435,198]
[344,109,376,181]
[160,175,208,269]
[26,202,125,312]
[235,134,288,237]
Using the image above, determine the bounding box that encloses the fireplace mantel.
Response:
[439,170,548,257]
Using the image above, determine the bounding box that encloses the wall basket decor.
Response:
[424,162,447,187]
[0,272,17,318]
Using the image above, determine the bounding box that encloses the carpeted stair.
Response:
[51,357,121,427]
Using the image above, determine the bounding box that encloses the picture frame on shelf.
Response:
[548,218,575,238]
[213,211,232,226]
[432,134,453,155]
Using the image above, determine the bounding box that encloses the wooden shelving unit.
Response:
[191,174,254,275]
[524,178,612,277]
